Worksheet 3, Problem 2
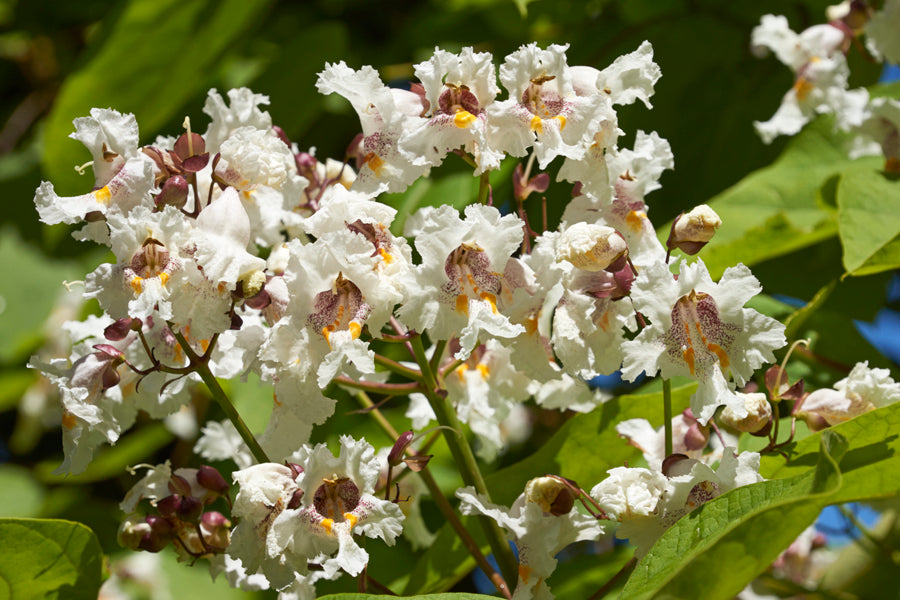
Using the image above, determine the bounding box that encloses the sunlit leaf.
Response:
[620,430,847,600]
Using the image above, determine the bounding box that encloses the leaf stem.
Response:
[173,331,269,465]
[663,378,673,458]
[353,390,511,599]
[408,335,519,587]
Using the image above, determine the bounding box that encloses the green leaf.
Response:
[837,168,900,275]
[620,430,847,600]
[761,402,900,504]
[686,118,881,279]
[403,383,696,595]
[0,518,103,600]
[0,227,80,363]
[42,0,273,195]
[0,466,45,518]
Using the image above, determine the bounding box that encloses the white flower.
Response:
[487,43,612,169]
[457,478,604,600]
[233,437,404,588]
[752,15,867,143]
[443,340,532,461]
[865,0,900,64]
[570,40,661,109]
[401,47,504,174]
[398,204,526,359]
[203,88,273,153]
[591,450,762,557]
[34,108,156,229]
[621,259,786,423]
[317,61,429,194]
[798,361,900,426]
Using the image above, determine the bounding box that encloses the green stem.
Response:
[333,376,420,396]
[477,171,491,205]
[174,332,270,465]
[663,378,673,458]
[353,391,511,599]
[374,353,424,382]
[408,335,519,586]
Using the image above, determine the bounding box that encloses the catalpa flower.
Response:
[34,108,155,234]
[621,259,786,423]
[797,361,900,427]
[317,61,428,194]
[488,43,612,169]
[401,47,504,174]
[591,450,762,557]
[398,204,526,360]
[458,477,605,600]
[231,436,404,589]
[752,14,868,143]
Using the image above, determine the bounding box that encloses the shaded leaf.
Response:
[42,0,273,194]
[0,518,103,600]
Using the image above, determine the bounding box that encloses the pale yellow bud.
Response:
[556,223,627,271]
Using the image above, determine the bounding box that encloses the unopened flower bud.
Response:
[104,318,140,341]
[139,515,173,553]
[286,462,304,479]
[720,392,773,434]
[388,431,415,467]
[557,223,628,272]
[201,511,231,550]
[177,495,203,520]
[168,473,193,497]
[287,489,304,509]
[661,453,692,477]
[683,421,710,450]
[196,465,229,498]
[237,270,267,300]
[667,205,721,255]
[157,494,182,519]
[525,476,576,515]
[155,175,189,210]
[174,132,206,160]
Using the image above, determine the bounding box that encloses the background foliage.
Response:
[1,0,898,598]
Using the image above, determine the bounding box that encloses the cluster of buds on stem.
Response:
[119,465,232,562]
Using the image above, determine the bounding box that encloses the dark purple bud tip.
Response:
[174,132,206,160]
[287,489,304,510]
[286,462,304,479]
[272,126,291,147]
[389,431,415,466]
[157,494,182,519]
[178,495,203,520]
[156,175,189,209]
[140,515,173,553]
[661,453,691,477]
[201,511,230,529]
[684,422,710,451]
[104,318,135,341]
[197,465,229,497]
[181,153,210,173]
[168,473,193,497]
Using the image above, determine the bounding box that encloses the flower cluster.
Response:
[29,39,801,598]
[753,2,900,171]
